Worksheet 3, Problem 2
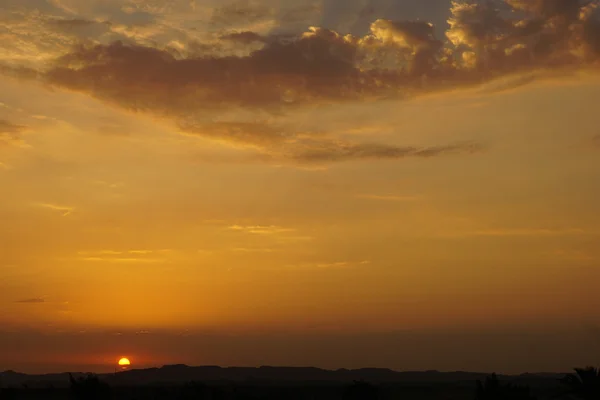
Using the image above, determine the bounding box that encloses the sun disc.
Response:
[118,357,131,366]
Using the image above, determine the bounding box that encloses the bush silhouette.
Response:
[69,373,110,400]
[475,374,536,400]
[560,367,600,400]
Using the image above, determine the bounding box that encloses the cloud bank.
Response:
[2,0,599,163]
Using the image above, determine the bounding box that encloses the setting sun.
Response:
[118,358,131,367]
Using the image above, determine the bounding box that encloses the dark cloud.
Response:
[16,298,45,304]
[220,31,267,44]
[4,0,597,163]
[288,141,484,163]
[0,119,27,146]
[45,28,362,113]
[368,19,444,75]
[446,0,600,70]
[181,121,483,163]
[40,1,600,114]
[35,24,430,116]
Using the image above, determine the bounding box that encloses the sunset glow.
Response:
[1,0,600,375]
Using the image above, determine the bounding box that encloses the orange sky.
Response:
[1,0,600,374]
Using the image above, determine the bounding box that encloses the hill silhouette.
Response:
[0,365,566,388]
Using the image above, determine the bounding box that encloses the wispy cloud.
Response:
[78,250,123,256]
[450,228,590,238]
[128,250,155,255]
[231,247,278,253]
[0,119,28,147]
[75,249,171,263]
[78,257,164,264]
[0,119,26,133]
[355,194,420,202]
[34,203,74,216]
[275,235,315,243]
[228,225,295,235]
[316,261,350,268]
[289,260,371,269]
[16,297,45,304]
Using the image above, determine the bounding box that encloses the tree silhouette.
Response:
[475,373,537,400]
[69,373,110,400]
[560,367,600,400]
[342,380,379,400]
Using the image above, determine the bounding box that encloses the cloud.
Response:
[0,64,40,81]
[288,260,371,269]
[181,121,289,148]
[75,249,169,263]
[316,261,350,268]
[77,249,167,256]
[3,0,599,164]
[231,247,277,253]
[0,119,27,146]
[228,225,295,234]
[44,17,113,41]
[78,257,164,264]
[33,203,74,216]
[454,227,590,237]
[16,298,45,304]
[367,19,443,75]
[48,18,97,29]
[44,28,360,112]
[355,194,420,202]
[286,141,484,163]
[446,0,600,70]
[220,31,267,44]
[129,250,155,255]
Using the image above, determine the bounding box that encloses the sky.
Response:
[1,0,600,374]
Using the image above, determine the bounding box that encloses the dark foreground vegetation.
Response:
[0,366,598,400]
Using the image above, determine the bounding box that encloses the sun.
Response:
[118,357,131,367]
